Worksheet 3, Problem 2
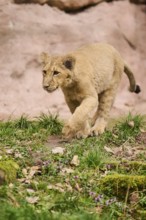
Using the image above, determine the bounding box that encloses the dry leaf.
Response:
[18,178,26,183]
[140,128,145,133]
[22,168,28,177]
[61,167,74,174]
[70,155,80,166]
[130,192,139,204]
[5,149,13,154]
[65,183,73,192]
[75,183,82,192]
[95,206,103,214]
[113,146,123,156]
[9,183,14,188]
[124,147,133,157]
[27,166,40,179]
[26,196,39,204]
[26,189,35,194]
[51,147,65,155]
[47,183,65,192]
[104,146,114,154]
[15,152,23,158]
[128,121,134,128]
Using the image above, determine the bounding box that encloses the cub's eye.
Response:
[53,71,59,76]
[43,70,47,76]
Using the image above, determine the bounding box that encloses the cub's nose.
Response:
[43,85,49,90]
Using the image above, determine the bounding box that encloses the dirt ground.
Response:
[0,1,146,121]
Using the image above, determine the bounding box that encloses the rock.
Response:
[70,155,80,166]
[14,0,104,11]
[47,0,104,11]
[51,147,65,154]
[0,160,19,185]
[130,0,146,4]
[101,174,146,198]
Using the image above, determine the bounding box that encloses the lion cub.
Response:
[41,43,140,139]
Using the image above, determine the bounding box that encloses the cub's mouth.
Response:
[43,85,58,93]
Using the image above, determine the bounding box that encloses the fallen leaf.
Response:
[136,132,146,144]
[124,146,133,157]
[140,128,145,133]
[27,166,40,179]
[113,146,123,156]
[61,167,74,174]
[70,155,80,166]
[65,183,73,192]
[51,147,65,155]
[22,168,28,177]
[26,196,39,204]
[18,178,31,184]
[9,183,14,188]
[130,192,139,204]
[26,189,35,194]
[5,149,14,154]
[47,183,65,192]
[128,121,134,128]
[95,206,103,214]
[104,146,114,154]
[15,152,23,158]
[75,183,82,192]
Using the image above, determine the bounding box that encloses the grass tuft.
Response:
[14,115,31,129]
[37,113,63,135]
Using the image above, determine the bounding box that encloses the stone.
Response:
[14,0,104,11]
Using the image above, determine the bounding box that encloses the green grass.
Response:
[0,113,146,220]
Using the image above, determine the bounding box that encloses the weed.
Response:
[37,113,63,135]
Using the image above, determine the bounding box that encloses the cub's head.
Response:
[40,52,75,93]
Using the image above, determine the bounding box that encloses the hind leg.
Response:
[91,87,117,136]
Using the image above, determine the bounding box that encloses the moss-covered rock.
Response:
[0,160,19,185]
[100,174,146,198]
[106,161,146,174]
[136,210,146,220]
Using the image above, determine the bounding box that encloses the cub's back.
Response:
[73,43,122,72]
[71,43,124,93]
[72,43,123,72]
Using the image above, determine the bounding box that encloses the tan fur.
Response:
[41,43,140,139]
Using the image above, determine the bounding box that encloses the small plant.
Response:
[115,113,143,142]
[84,148,105,168]
[38,113,63,135]
[14,115,31,129]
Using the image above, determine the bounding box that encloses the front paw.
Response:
[62,123,90,140]
[76,130,89,139]
[90,118,107,136]
[62,124,75,140]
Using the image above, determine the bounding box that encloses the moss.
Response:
[100,174,146,198]
[136,210,146,220]
[106,161,146,173]
[0,160,19,184]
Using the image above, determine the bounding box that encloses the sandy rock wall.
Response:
[0,1,146,120]
[14,0,103,11]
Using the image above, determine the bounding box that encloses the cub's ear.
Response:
[63,56,75,70]
[40,52,50,65]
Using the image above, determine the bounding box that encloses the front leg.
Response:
[62,96,98,139]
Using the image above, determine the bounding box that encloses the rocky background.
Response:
[0,0,146,120]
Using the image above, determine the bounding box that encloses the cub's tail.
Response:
[124,64,141,94]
